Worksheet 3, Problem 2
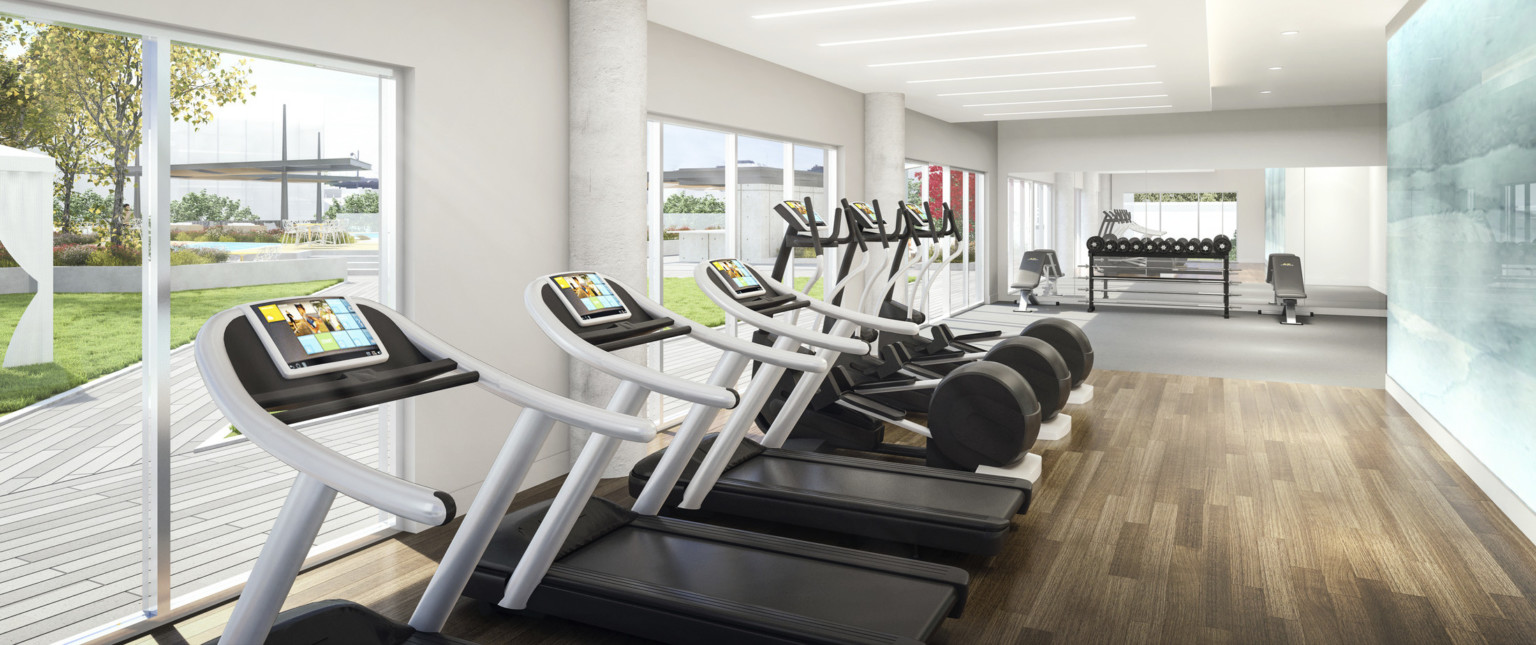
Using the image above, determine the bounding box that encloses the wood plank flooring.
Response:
[127,370,1536,644]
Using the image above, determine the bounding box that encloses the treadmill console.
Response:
[708,258,767,299]
[244,296,388,378]
[550,272,632,327]
[848,201,882,232]
[903,203,937,234]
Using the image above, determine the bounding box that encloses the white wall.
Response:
[1282,166,1390,289]
[1104,170,1267,263]
[648,23,864,194]
[46,0,576,510]
[998,104,1387,172]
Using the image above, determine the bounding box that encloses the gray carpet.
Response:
[949,303,1387,389]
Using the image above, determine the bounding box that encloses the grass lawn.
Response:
[661,277,822,328]
[0,279,341,416]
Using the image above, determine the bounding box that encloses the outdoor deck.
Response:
[0,275,383,645]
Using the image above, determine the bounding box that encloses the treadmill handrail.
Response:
[764,271,920,335]
[693,262,872,356]
[525,276,739,409]
[376,299,658,444]
[195,308,452,527]
[630,282,832,372]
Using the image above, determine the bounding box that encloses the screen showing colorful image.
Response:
[850,202,880,228]
[780,200,821,225]
[551,272,628,322]
[249,297,383,370]
[710,259,765,297]
[903,203,936,230]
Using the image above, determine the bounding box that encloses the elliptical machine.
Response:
[753,198,1063,480]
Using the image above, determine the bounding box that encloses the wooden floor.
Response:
[129,370,1536,645]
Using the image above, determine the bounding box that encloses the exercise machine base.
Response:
[1038,413,1071,441]
[977,452,1042,484]
[1067,384,1094,405]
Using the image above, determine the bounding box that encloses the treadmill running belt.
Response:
[728,454,1024,526]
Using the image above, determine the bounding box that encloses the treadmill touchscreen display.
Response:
[245,296,388,377]
[550,272,632,326]
[710,259,766,299]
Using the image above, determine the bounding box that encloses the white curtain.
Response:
[0,145,57,367]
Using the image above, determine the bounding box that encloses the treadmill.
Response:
[412,271,970,645]
[194,296,658,643]
[559,267,1032,555]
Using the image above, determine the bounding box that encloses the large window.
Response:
[0,9,397,643]
[1008,178,1053,296]
[645,119,836,425]
[905,160,985,321]
[1121,192,1239,257]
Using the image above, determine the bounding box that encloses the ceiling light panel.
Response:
[752,0,931,19]
[872,44,1147,68]
[964,94,1169,108]
[984,104,1174,117]
[819,16,1135,47]
[908,65,1157,85]
[937,81,1163,97]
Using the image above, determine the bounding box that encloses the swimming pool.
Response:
[178,241,281,252]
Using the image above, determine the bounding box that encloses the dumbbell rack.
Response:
[1085,252,1233,318]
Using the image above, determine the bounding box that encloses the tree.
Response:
[323,189,379,219]
[17,23,254,244]
[170,189,256,222]
[0,19,105,232]
[662,192,725,213]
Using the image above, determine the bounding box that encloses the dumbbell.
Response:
[1086,236,1105,253]
[1170,238,1187,254]
[1128,237,1146,253]
[1116,238,1133,253]
[1197,238,1214,255]
[1213,234,1232,255]
[1154,238,1173,255]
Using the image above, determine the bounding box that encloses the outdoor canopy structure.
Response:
[0,144,57,367]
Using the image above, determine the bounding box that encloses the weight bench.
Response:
[1011,250,1061,312]
[1266,253,1307,325]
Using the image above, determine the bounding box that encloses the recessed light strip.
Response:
[938,81,1163,97]
[820,16,1135,47]
[870,43,1146,68]
[984,104,1174,117]
[965,94,1168,108]
[752,0,931,19]
[908,64,1156,84]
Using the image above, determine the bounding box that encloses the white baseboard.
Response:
[1386,375,1536,544]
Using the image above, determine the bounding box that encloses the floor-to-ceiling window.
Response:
[0,8,397,642]
[644,119,836,425]
[1008,177,1052,297]
[904,160,985,321]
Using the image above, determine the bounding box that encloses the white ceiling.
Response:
[648,0,1412,123]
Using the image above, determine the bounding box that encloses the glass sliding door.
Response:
[0,7,400,641]
[0,19,148,644]
[164,45,393,609]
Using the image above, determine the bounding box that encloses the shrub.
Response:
[171,190,258,222]
[0,245,15,268]
[86,246,140,267]
[170,247,229,265]
[55,232,102,246]
[54,244,97,266]
[324,190,379,219]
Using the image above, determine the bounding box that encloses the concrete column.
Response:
[1077,172,1101,282]
[863,92,907,208]
[857,93,906,309]
[569,0,648,475]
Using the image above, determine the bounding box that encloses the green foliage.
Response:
[1132,192,1238,203]
[48,242,230,266]
[0,245,15,268]
[0,279,339,415]
[4,19,255,244]
[54,191,112,230]
[663,193,725,214]
[171,226,283,243]
[907,176,922,205]
[323,190,379,219]
[170,189,257,222]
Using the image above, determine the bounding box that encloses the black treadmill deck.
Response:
[469,499,966,645]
